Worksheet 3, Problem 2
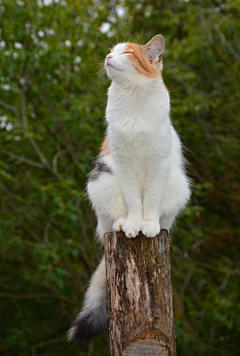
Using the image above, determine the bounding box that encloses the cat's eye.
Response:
[120,51,132,55]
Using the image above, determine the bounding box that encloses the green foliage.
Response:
[0,0,239,355]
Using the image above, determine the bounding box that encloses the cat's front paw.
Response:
[113,216,126,232]
[123,219,141,238]
[141,221,160,238]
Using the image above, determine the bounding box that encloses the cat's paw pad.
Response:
[123,219,141,238]
[141,221,160,238]
[113,216,126,232]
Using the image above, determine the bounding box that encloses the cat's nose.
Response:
[106,55,112,61]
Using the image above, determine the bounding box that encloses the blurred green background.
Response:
[0,0,239,355]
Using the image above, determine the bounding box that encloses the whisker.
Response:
[115,36,120,44]
[96,55,106,61]
[102,40,115,48]
[98,76,110,87]
[97,64,110,88]
[127,33,136,43]
[85,63,105,67]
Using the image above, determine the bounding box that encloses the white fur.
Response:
[69,41,191,340]
[88,42,190,240]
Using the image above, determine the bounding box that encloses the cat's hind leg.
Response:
[87,170,127,243]
[160,168,191,232]
[160,212,177,231]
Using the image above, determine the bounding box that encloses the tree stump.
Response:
[104,230,177,356]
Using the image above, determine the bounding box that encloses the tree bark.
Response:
[104,230,177,356]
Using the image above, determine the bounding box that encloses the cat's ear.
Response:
[142,35,165,64]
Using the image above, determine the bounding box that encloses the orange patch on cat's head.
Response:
[125,43,160,79]
[124,35,165,79]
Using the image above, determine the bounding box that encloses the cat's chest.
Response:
[109,117,155,156]
[108,109,158,139]
[106,89,170,162]
[109,117,166,165]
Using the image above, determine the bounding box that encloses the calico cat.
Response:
[68,34,190,341]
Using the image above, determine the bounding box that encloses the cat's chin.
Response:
[106,63,124,72]
[105,64,125,81]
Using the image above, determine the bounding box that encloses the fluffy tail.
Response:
[68,256,108,341]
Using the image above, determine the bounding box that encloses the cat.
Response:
[68,34,191,341]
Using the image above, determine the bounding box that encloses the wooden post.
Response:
[104,230,177,356]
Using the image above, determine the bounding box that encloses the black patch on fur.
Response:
[69,304,108,341]
[88,159,112,181]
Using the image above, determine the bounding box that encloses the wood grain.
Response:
[105,230,177,356]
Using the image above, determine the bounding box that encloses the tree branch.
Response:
[20,84,62,180]
[52,147,74,174]
[0,100,20,120]
[7,152,45,169]
[199,6,240,80]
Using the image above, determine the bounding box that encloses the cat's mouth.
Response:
[106,63,124,72]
